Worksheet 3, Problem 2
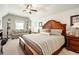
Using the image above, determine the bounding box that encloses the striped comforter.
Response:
[21,33,65,55]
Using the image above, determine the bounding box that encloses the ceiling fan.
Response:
[23,4,38,14]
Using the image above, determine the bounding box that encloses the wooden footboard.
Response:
[52,45,64,55]
[19,37,64,55]
[19,37,38,55]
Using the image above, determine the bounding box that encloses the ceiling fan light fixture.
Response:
[23,4,38,14]
[26,9,31,12]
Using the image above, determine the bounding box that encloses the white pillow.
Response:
[50,29,62,35]
[40,32,49,35]
[41,29,50,32]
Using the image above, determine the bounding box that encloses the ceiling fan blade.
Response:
[23,10,26,12]
[26,5,30,9]
[25,4,32,9]
[31,9,38,12]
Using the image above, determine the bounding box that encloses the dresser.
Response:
[66,35,79,53]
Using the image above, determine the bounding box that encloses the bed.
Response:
[19,20,66,55]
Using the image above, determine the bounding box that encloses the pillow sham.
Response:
[50,29,62,35]
[41,29,50,32]
[40,32,49,35]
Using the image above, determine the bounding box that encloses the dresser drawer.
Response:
[67,35,79,53]
[69,44,79,52]
[69,40,79,46]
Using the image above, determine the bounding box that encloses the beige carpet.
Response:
[59,48,78,55]
[3,39,24,55]
[3,39,79,55]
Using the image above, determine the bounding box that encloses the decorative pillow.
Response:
[50,29,62,35]
[40,32,50,35]
[41,29,50,32]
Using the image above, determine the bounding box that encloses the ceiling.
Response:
[0,4,79,17]
[8,4,79,13]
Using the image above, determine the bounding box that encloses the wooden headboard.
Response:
[43,20,66,36]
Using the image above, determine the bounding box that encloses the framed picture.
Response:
[71,15,79,26]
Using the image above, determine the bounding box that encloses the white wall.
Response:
[0,5,8,29]
[50,8,79,30]
[30,8,79,32]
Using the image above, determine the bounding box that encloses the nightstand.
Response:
[66,35,79,53]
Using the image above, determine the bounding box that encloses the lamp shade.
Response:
[72,22,79,28]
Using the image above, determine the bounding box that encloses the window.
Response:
[15,20,24,29]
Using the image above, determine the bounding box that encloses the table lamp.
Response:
[72,22,79,37]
